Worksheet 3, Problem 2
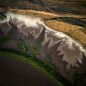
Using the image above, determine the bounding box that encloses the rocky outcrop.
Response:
[0,13,86,83]
[9,9,86,47]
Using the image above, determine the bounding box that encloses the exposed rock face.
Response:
[0,13,86,83]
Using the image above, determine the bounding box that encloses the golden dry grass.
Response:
[45,20,86,45]
[9,9,86,19]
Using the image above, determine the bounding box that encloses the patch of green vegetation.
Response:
[30,42,42,57]
[17,39,27,53]
[32,46,41,57]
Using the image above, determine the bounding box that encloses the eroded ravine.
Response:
[0,13,86,85]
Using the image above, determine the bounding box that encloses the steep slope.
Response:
[9,9,86,47]
[0,13,86,85]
